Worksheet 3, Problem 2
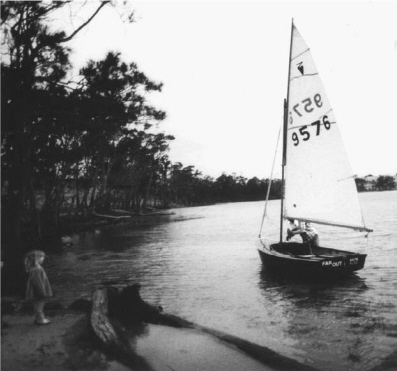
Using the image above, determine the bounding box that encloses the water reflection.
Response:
[257,265,390,371]
[259,266,368,296]
[258,266,370,317]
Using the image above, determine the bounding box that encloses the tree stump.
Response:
[89,284,194,369]
[107,283,194,328]
[90,288,146,369]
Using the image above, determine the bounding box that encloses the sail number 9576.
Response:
[291,116,331,146]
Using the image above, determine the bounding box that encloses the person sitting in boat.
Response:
[286,219,319,246]
[303,222,320,246]
[286,218,300,240]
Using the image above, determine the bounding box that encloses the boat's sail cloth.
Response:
[284,25,370,232]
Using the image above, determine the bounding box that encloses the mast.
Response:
[279,19,294,244]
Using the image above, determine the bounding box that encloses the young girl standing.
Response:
[24,250,53,325]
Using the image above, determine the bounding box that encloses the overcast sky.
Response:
[57,0,397,179]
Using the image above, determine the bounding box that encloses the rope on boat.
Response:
[365,233,371,247]
[259,123,282,238]
[266,215,280,229]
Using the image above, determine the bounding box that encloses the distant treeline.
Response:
[163,172,281,206]
[355,175,396,192]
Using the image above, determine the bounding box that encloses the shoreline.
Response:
[2,290,397,371]
[14,189,397,239]
[1,294,285,371]
[4,190,396,256]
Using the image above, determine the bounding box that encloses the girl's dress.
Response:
[25,265,53,301]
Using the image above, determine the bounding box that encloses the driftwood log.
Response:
[91,212,131,220]
[91,210,174,222]
[113,209,175,216]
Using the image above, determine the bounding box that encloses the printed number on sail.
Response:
[291,115,331,146]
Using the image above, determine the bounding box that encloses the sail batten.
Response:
[284,25,370,234]
[291,48,310,61]
[290,72,318,82]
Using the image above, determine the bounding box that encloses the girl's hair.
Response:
[24,250,45,272]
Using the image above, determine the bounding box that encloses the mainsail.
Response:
[284,25,370,232]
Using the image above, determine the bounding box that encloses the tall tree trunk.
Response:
[27,176,41,239]
[2,136,29,295]
[142,170,153,210]
[75,163,80,211]
[89,167,99,210]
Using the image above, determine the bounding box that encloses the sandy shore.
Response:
[1,299,279,371]
[1,309,131,371]
[1,309,280,371]
[2,298,396,371]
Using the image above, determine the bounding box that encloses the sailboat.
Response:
[258,21,372,275]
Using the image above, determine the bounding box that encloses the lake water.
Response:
[47,190,397,371]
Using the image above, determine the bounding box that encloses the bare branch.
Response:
[60,1,110,43]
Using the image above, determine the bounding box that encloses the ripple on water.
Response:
[47,192,397,371]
